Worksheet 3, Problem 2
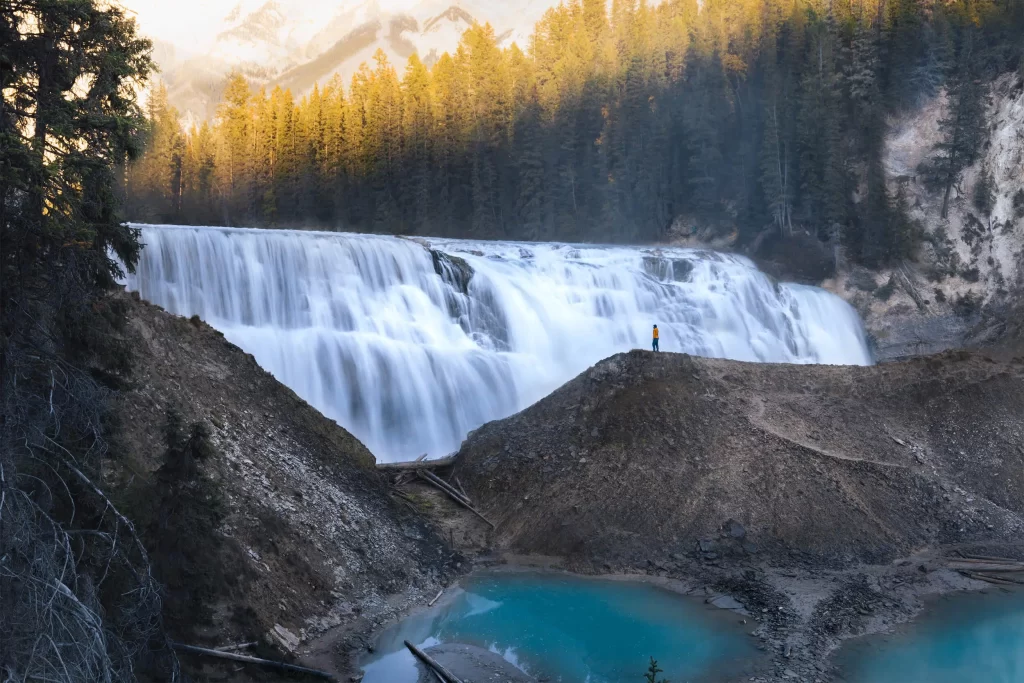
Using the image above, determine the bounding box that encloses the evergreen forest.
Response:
[127,0,1024,266]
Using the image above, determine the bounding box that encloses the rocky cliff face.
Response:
[453,350,1024,568]
[832,72,1024,358]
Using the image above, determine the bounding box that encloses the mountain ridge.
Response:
[147,0,557,119]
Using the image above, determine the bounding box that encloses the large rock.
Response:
[431,249,474,295]
[415,643,536,683]
[453,350,1024,567]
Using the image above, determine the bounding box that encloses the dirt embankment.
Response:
[106,293,455,676]
[453,349,1024,568]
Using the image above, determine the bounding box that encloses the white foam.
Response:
[125,225,871,461]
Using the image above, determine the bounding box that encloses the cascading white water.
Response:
[125,224,871,462]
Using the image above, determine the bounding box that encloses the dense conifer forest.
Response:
[127,0,1024,266]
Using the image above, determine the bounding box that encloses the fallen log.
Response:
[378,455,456,471]
[172,643,335,680]
[958,553,1024,563]
[959,570,1019,586]
[428,589,444,607]
[215,641,258,653]
[420,469,473,506]
[416,471,496,529]
[404,640,465,683]
[947,562,1024,573]
[975,572,1024,585]
[454,476,469,499]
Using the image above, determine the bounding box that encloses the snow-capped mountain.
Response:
[140,0,557,120]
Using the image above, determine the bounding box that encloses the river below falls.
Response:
[359,570,759,683]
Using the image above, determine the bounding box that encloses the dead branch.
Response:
[172,643,336,680]
[404,640,465,683]
[415,471,495,529]
[378,455,456,471]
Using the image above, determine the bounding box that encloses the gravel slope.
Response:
[454,349,1024,567]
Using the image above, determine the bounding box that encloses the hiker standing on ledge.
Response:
[652,324,660,352]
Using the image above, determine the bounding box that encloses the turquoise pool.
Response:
[360,571,755,682]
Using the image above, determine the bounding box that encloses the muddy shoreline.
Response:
[311,537,1024,683]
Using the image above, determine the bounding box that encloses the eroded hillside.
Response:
[454,350,1024,567]
[105,293,455,673]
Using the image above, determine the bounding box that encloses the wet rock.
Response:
[708,595,747,612]
[271,624,300,653]
[431,249,474,295]
[417,643,537,682]
[725,519,747,539]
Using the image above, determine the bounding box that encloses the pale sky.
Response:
[122,0,426,52]
[123,0,237,48]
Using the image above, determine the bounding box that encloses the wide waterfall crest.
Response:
[125,225,871,462]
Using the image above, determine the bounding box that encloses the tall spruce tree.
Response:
[1,2,187,681]
[920,29,987,218]
[127,83,184,222]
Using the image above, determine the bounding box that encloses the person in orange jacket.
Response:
[652,324,660,351]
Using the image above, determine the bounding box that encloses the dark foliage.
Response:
[128,0,1023,268]
[1013,188,1024,218]
[143,412,226,633]
[0,1,173,681]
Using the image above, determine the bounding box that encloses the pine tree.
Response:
[681,49,728,219]
[214,73,254,223]
[1,2,178,678]
[464,25,509,236]
[364,49,403,231]
[513,100,550,240]
[973,164,996,219]
[920,30,987,219]
[320,75,347,224]
[760,62,794,235]
[180,122,217,223]
[128,82,184,222]
[402,54,434,233]
[251,87,277,223]
[797,18,848,238]
[344,65,371,226]
[272,87,298,221]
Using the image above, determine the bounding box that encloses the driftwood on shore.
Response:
[377,455,456,471]
[954,553,1024,563]
[947,554,1024,585]
[172,643,336,680]
[381,453,496,528]
[404,640,465,683]
[959,571,1023,586]
[416,469,496,529]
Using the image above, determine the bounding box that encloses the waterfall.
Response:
[125,225,871,462]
